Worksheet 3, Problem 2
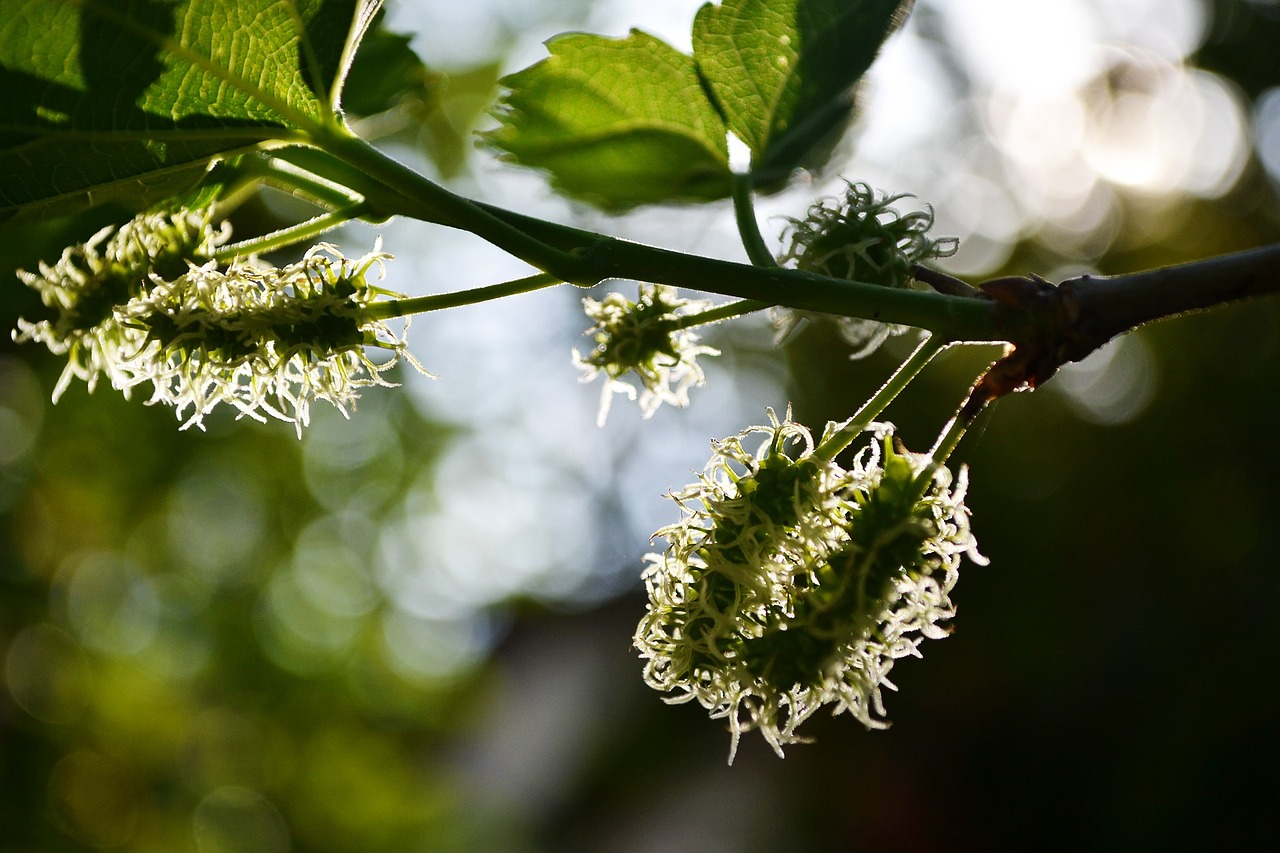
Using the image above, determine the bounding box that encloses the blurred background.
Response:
[2,0,1279,849]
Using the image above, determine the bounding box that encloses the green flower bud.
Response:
[776,181,958,357]
[574,284,719,425]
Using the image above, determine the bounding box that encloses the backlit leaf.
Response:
[0,0,379,220]
[485,30,732,211]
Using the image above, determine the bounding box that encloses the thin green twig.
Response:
[237,151,365,210]
[210,203,370,262]
[362,272,564,320]
[732,173,779,269]
[674,298,769,329]
[814,334,947,462]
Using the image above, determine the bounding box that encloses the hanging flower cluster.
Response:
[635,409,984,761]
[776,181,958,357]
[12,209,232,400]
[574,283,720,425]
[13,210,426,434]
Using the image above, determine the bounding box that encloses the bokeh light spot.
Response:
[291,516,381,620]
[47,751,143,849]
[1253,86,1280,185]
[0,355,43,467]
[380,607,492,682]
[166,461,267,585]
[59,551,159,656]
[1052,332,1158,425]
[193,786,290,853]
[4,623,87,724]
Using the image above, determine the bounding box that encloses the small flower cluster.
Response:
[574,283,719,425]
[13,209,232,400]
[776,182,958,357]
[635,409,984,760]
[14,210,426,434]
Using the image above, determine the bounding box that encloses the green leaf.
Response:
[692,0,913,182]
[341,17,497,179]
[336,9,429,118]
[484,30,732,211]
[397,61,502,180]
[0,0,380,221]
[341,31,423,118]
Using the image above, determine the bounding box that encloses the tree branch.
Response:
[961,245,1280,415]
[298,134,1279,364]
[1060,244,1280,351]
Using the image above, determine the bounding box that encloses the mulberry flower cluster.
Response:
[776,181,958,357]
[635,409,985,760]
[13,210,425,434]
[12,208,232,401]
[574,283,719,425]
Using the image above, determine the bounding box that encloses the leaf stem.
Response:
[311,129,587,283]
[732,173,779,269]
[210,203,369,262]
[236,151,366,210]
[362,272,564,320]
[813,334,947,462]
[674,298,769,329]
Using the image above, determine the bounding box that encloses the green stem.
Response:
[929,411,975,469]
[302,133,1012,341]
[907,409,980,502]
[675,298,768,330]
[732,173,778,269]
[362,272,563,320]
[237,150,365,210]
[908,357,1002,500]
[210,204,370,262]
[813,334,947,462]
[465,200,1010,340]
[311,128,586,283]
[294,129,1279,350]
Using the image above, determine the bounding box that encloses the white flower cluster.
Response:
[775,182,958,357]
[574,283,719,425]
[13,209,232,400]
[635,409,985,761]
[14,210,426,434]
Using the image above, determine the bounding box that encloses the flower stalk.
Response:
[814,334,947,463]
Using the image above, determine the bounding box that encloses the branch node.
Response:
[911,264,980,297]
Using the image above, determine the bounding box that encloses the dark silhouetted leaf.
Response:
[340,15,432,119]
[0,0,379,220]
[693,0,913,183]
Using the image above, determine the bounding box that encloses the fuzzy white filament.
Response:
[635,409,985,761]
[114,243,428,434]
[574,283,720,425]
[13,209,429,435]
